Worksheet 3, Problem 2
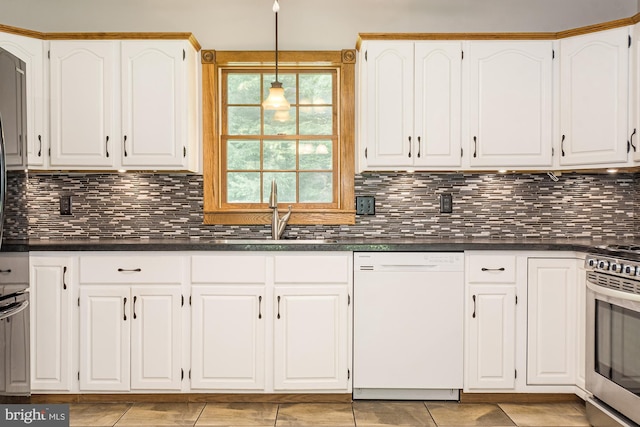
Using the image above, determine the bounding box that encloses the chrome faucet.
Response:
[268,179,292,240]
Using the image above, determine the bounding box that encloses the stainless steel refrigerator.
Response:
[0,45,30,402]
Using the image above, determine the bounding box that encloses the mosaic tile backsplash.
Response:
[18,172,637,241]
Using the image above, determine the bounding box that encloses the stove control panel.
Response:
[586,254,640,279]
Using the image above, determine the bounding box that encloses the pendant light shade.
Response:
[263,82,290,111]
[262,0,290,111]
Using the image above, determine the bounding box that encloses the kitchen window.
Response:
[202,50,356,225]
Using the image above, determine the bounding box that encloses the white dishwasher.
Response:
[353,252,464,400]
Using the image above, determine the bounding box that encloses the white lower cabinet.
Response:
[190,285,265,390]
[190,252,352,393]
[79,287,130,391]
[78,254,185,392]
[273,286,349,390]
[30,255,74,392]
[465,252,521,392]
[466,285,517,390]
[527,258,578,385]
[465,251,585,395]
[79,285,182,391]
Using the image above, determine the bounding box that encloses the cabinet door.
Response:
[414,42,462,168]
[362,42,414,168]
[527,258,577,385]
[467,41,553,168]
[79,286,130,391]
[49,41,117,168]
[130,286,182,390]
[29,257,73,391]
[121,41,187,169]
[0,48,26,167]
[633,24,640,162]
[466,285,516,390]
[0,32,46,167]
[560,27,629,166]
[273,286,348,391]
[191,286,265,390]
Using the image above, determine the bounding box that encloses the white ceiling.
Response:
[1,0,637,49]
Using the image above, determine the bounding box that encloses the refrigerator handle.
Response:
[0,112,6,249]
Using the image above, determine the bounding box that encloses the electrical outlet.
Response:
[60,195,72,216]
[356,196,375,215]
[440,193,453,213]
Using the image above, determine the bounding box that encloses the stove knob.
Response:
[598,260,610,270]
[624,265,637,276]
[611,263,620,273]
[587,259,597,267]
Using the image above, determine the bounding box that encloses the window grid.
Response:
[221,69,338,209]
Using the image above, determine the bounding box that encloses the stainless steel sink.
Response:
[202,239,338,245]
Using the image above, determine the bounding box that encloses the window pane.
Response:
[228,107,261,135]
[228,172,260,202]
[299,74,332,105]
[264,140,296,170]
[299,140,332,170]
[228,74,260,104]
[299,172,333,203]
[227,140,260,170]
[299,106,332,135]
[263,172,296,203]
[264,107,297,136]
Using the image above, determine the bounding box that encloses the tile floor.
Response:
[69,400,591,427]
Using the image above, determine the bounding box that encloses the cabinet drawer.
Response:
[0,254,29,284]
[79,255,183,284]
[274,254,350,284]
[191,255,267,284]
[467,255,516,283]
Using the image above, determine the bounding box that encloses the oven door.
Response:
[586,281,640,426]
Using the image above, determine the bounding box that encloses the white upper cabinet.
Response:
[0,31,45,167]
[361,42,413,168]
[466,41,553,168]
[121,41,197,170]
[48,39,199,171]
[560,27,630,166]
[49,41,117,168]
[632,23,640,162]
[414,43,463,168]
[359,41,462,171]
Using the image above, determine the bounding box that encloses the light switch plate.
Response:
[60,195,72,216]
[440,193,453,214]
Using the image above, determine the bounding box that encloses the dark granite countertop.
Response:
[19,237,633,254]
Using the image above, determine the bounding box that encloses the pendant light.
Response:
[262,0,290,111]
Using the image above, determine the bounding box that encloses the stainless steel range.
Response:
[585,247,640,427]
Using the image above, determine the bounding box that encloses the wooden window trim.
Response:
[202,50,356,225]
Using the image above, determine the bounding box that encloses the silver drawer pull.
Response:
[481,267,505,272]
[117,268,142,272]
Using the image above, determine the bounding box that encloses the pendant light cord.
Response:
[275,8,279,83]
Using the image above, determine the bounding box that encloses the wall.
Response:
[25,172,637,241]
[0,0,637,50]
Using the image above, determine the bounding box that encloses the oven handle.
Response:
[0,300,28,321]
[586,281,640,303]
